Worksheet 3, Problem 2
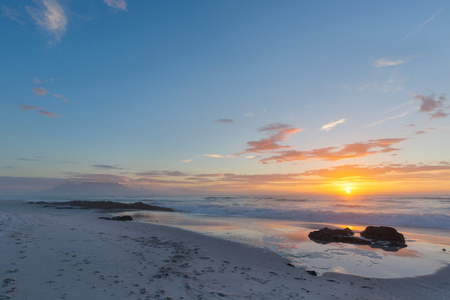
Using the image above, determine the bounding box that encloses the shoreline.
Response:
[1,199,449,299]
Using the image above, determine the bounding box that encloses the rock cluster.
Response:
[308,226,407,251]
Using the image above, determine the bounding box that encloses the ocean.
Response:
[23,194,449,229]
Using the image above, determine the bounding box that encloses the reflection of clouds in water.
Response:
[324,247,384,260]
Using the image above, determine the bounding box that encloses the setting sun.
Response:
[346,188,351,194]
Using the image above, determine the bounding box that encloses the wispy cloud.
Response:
[365,109,416,127]
[216,119,234,124]
[182,159,193,163]
[135,171,187,177]
[373,58,405,68]
[403,6,445,41]
[238,123,302,155]
[92,165,123,170]
[32,87,48,97]
[204,154,225,158]
[19,104,42,111]
[104,0,127,11]
[1,5,23,25]
[53,94,68,103]
[321,118,346,131]
[26,0,67,44]
[33,77,42,84]
[38,110,59,118]
[413,93,448,119]
[260,138,406,164]
[244,112,254,117]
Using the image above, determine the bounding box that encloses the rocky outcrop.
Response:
[30,201,174,212]
[308,226,407,251]
[360,226,406,248]
[308,227,371,245]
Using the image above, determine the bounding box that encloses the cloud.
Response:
[374,58,405,68]
[19,104,42,111]
[413,93,448,119]
[182,159,193,163]
[92,165,123,170]
[26,0,67,43]
[135,171,187,177]
[260,138,406,164]
[430,110,449,119]
[17,158,40,161]
[53,94,69,103]
[365,110,413,127]
[238,123,302,155]
[216,119,234,124]
[302,163,450,180]
[321,118,346,131]
[204,154,225,158]
[104,0,127,11]
[403,6,445,41]
[33,77,42,84]
[32,87,48,97]
[244,112,254,117]
[1,5,23,25]
[38,110,59,118]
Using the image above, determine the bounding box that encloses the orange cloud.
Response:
[260,138,406,164]
[238,123,302,155]
[302,163,450,180]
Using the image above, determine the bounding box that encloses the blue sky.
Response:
[1,0,450,195]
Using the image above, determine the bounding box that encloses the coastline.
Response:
[1,199,449,299]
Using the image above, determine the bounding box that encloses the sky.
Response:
[1,0,450,195]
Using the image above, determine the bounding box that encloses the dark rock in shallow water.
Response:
[306,270,317,276]
[99,216,133,221]
[30,201,174,212]
[308,227,371,245]
[308,226,407,251]
[360,226,406,248]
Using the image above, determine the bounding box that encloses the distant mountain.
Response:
[40,182,136,196]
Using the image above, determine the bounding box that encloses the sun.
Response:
[346,187,352,194]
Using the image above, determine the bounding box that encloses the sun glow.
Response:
[346,187,351,194]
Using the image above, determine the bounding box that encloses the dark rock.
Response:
[287,263,296,268]
[306,270,317,276]
[98,216,133,221]
[308,226,407,251]
[29,201,174,212]
[308,227,370,245]
[360,226,406,248]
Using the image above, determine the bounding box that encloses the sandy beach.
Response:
[1,199,449,300]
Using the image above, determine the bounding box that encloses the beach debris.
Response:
[308,226,407,251]
[287,263,296,268]
[98,216,133,221]
[306,270,317,276]
[29,200,174,212]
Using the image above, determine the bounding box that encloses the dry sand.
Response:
[1,199,449,299]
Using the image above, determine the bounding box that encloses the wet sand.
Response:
[1,199,449,299]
